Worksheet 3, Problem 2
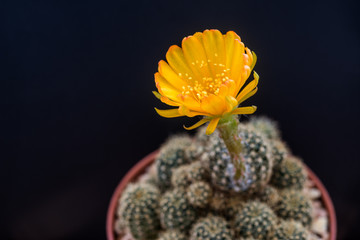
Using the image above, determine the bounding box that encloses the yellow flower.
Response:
[153,29,258,135]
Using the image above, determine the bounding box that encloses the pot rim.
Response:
[106,150,337,240]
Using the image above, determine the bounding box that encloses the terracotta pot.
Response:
[106,150,337,240]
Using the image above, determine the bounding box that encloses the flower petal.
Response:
[161,96,181,106]
[178,105,206,117]
[237,87,258,105]
[250,51,257,71]
[224,31,241,69]
[193,32,204,42]
[166,45,196,80]
[206,118,220,135]
[231,106,257,115]
[154,108,184,118]
[153,91,180,106]
[178,94,205,112]
[158,60,188,90]
[182,35,212,79]
[152,91,162,100]
[217,81,230,96]
[200,94,226,116]
[229,39,245,86]
[202,29,226,76]
[236,71,259,103]
[184,118,210,130]
[155,72,181,101]
[225,96,238,112]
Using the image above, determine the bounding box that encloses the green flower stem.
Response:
[217,115,245,180]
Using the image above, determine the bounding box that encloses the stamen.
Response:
[180,59,230,101]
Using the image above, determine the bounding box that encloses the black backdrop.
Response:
[4,0,360,239]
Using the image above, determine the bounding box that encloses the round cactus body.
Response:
[224,196,245,219]
[271,140,289,167]
[209,190,228,214]
[206,125,273,193]
[234,201,277,239]
[118,183,161,240]
[272,220,309,240]
[257,185,280,208]
[160,188,197,230]
[171,165,191,188]
[194,125,213,146]
[187,181,213,208]
[185,138,205,162]
[276,189,313,227]
[157,229,187,240]
[156,135,192,189]
[138,163,158,186]
[271,156,307,190]
[188,161,209,182]
[248,116,280,140]
[190,216,234,240]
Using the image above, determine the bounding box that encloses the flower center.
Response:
[180,59,230,102]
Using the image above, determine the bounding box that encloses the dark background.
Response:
[4,0,360,239]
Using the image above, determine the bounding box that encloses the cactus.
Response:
[157,229,187,240]
[271,156,307,190]
[205,124,273,193]
[257,185,280,208]
[234,201,277,239]
[118,183,160,240]
[188,161,209,182]
[209,190,228,214]
[249,116,280,140]
[194,125,212,146]
[185,137,205,162]
[276,189,313,227]
[187,181,213,208]
[159,188,197,230]
[171,165,191,188]
[115,116,321,239]
[138,163,158,186]
[156,135,193,189]
[114,217,126,235]
[271,140,290,167]
[190,215,234,240]
[272,220,309,240]
[223,195,245,219]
